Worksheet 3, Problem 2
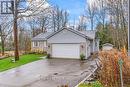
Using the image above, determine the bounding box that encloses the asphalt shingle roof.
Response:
[31,32,52,41]
[32,28,96,41]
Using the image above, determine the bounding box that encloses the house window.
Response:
[33,41,39,47]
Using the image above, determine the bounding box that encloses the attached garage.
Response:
[46,28,98,59]
[52,44,80,59]
[32,27,99,59]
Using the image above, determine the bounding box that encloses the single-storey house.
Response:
[102,43,113,51]
[31,27,99,59]
[31,32,52,52]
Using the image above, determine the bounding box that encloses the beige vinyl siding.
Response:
[31,41,46,52]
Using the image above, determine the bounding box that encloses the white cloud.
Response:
[87,0,98,7]
[86,0,99,11]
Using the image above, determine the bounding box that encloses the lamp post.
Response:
[118,58,124,87]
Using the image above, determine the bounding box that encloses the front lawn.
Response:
[0,54,45,72]
[79,81,103,87]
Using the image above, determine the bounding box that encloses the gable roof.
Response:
[31,32,52,41]
[32,27,96,41]
[103,43,113,47]
[79,30,96,39]
[47,27,95,40]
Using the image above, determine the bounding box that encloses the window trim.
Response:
[33,41,39,47]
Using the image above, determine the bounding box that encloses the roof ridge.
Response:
[46,27,93,40]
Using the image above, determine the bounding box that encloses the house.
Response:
[31,27,99,59]
[31,32,52,52]
[102,43,113,51]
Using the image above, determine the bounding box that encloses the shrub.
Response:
[27,51,36,54]
[27,51,47,55]
[47,54,50,59]
[92,81,103,87]
[98,47,130,87]
[80,53,85,60]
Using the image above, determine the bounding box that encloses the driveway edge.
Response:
[74,64,98,87]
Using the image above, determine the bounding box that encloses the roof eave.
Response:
[31,38,47,41]
[47,27,95,40]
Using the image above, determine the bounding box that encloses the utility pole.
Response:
[13,0,19,61]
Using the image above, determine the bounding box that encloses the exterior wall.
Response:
[47,29,86,43]
[90,39,99,53]
[86,40,91,58]
[93,39,95,52]
[47,29,92,59]
[31,41,47,52]
[95,39,100,51]
[47,43,52,55]
[90,41,93,53]
[80,42,86,58]
[102,46,113,51]
[94,39,100,52]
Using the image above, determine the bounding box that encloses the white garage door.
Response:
[52,44,80,59]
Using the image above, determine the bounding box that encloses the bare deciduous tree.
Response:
[86,0,97,30]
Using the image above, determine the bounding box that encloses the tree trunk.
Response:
[0,25,5,56]
[1,38,4,56]
[91,17,94,30]
[13,0,19,61]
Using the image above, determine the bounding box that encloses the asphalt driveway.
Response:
[0,58,97,87]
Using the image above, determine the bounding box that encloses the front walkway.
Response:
[0,58,98,87]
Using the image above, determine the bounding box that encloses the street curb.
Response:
[75,65,98,87]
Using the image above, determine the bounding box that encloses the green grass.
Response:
[0,54,46,72]
[79,81,103,87]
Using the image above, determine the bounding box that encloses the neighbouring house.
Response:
[31,27,99,59]
[102,43,113,51]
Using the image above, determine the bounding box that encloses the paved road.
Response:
[0,58,97,87]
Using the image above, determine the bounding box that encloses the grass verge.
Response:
[78,81,103,87]
[0,54,45,72]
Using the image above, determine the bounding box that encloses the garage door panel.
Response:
[52,44,80,59]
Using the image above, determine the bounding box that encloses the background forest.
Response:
[0,0,128,54]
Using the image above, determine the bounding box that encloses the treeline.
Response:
[88,0,128,49]
[0,0,69,55]
[0,0,128,55]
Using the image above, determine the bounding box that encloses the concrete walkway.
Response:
[0,58,98,87]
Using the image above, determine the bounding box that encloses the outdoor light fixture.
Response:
[1,0,14,14]
[81,45,84,48]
